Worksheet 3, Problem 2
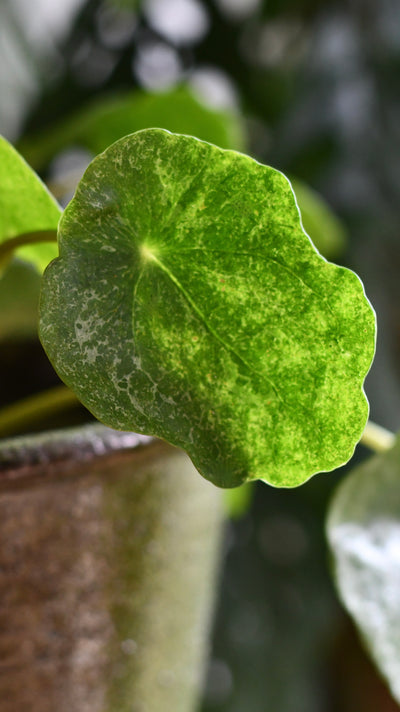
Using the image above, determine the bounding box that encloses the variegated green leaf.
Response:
[39,129,376,488]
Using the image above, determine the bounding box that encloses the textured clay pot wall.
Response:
[0,426,224,712]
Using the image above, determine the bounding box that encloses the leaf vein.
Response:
[148,254,283,402]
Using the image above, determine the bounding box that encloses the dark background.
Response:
[1,0,400,709]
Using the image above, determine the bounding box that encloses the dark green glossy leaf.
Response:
[327,435,400,704]
[39,129,376,488]
[0,136,60,273]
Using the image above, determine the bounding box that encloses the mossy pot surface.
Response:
[0,425,224,712]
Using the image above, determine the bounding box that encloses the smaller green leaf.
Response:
[19,87,245,171]
[291,179,346,260]
[327,435,400,704]
[224,482,254,519]
[0,260,41,340]
[0,136,60,273]
[14,241,59,275]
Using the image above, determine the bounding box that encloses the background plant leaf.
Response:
[0,136,60,273]
[0,260,41,340]
[327,435,400,705]
[39,129,376,488]
[19,87,343,263]
[20,86,245,172]
[224,483,254,519]
[291,179,347,260]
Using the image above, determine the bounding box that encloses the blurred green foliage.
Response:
[291,179,346,260]
[0,261,41,340]
[0,137,60,273]
[20,87,245,170]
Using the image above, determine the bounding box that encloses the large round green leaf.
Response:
[0,136,60,273]
[39,129,376,488]
[327,435,400,704]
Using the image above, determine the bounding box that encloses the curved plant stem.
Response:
[0,229,57,267]
[360,420,396,453]
[0,385,80,438]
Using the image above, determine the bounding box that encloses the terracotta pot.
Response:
[0,425,224,712]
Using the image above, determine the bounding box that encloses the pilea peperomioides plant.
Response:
[39,128,375,488]
[2,126,400,706]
